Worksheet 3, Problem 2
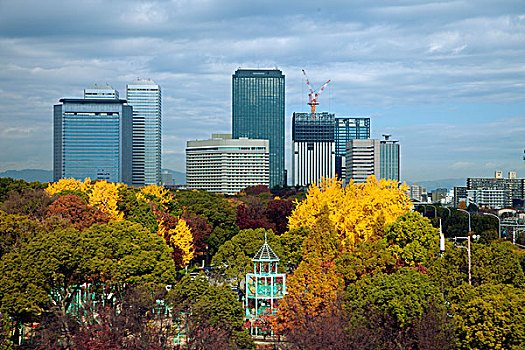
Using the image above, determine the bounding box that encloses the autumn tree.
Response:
[46,194,111,231]
[88,180,122,220]
[288,176,412,249]
[181,211,212,258]
[263,199,293,234]
[170,218,194,267]
[275,207,343,335]
[1,188,53,220]
[0,177,46,203]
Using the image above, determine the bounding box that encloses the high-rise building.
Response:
[380,134,400,181]
[84,84,119,100]
[334,117,370,180]
[467,172,524,208]
[126,78,162,187]
[344,139,380,185]
[53,98,132,184]
[186,134,269,195]
[232,69,285,188]
[292,112,335,186]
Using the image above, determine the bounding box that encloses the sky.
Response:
[0,0,524,183]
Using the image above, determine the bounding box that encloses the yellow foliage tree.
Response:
[88,180,123,220]
[288,175,412,248]
[136,184,172,210]
[170,218,194,266]
[46,177,92,196]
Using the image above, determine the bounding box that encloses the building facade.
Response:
[53,98,132,184]
[126,78,162,187]
[83,84,119,100]
[232,69,285,188]
[467,171,524,208]
[186,134,269,195]
[292,112,335,186]
[380,134,400,181]
[334,117,370,180]
[344,139,380,185]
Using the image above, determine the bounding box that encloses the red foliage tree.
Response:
[46,194,111,230]
[263,199,292,234]
[236,204,273,231]
[242,185,271,196]
[181,211,212,256]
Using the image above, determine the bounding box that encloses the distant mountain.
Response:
[410,178,466,191]
[161,169,185,185]
[0,169,53,183]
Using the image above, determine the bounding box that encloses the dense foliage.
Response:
[0,176,522,349]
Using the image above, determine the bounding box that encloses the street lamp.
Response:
[483,213,501,240]
[457,209,472,285]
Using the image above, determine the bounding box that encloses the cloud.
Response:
[450,162,474,169]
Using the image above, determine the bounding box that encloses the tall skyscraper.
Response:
[345,139,380,185]
[126,78,162,187]
[292,112,335,186]
[334,117,370,180]
[53,97,132,184]
[232,69,285,188]
[380,134,400,181]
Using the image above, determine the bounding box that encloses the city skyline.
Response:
[1,0,524,183]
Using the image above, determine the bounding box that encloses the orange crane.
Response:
[302,69,331,120]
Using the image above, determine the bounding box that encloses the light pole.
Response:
[457,209,472,285]
[483,213,501,240]
[444,206,451,217]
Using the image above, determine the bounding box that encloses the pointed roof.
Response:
[252,232,280,262]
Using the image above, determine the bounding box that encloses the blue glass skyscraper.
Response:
[334,117,370,179]
[232,69,285,188]
[380,134,400,181]
[53,98,132,184]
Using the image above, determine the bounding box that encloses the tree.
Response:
[173,190,239,255]
[170,218,194,267]
[0,221,178,329]
[46,194,111,231]
[211,228,284,288]
[288,176,411,249]
[274,207,343,335]
[451,283,525,350]
[117,186,158,233]
[263,199,293,234]
[345,268,454,350]
[181,211,212,258]
[1,188,53,220]
[0,212,43,259]
[168,275,254,350]
[384,212,439,266]
[87,180,123,220]
[0,177,46,203]
[45,178,90,197]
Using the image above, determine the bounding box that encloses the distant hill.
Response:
[410,178,466,191]
[0,169,53,183]
[161,169,185,185]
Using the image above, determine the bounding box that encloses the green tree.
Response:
[0,178,45,203]
[451,283,525,350]
[384,212,439,266]
[117,187,158,233]
[0,212,43,259]
[0,221,178,325]
[211,228,284,288]
[168,275,254,350]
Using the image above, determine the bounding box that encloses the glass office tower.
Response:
[126,78,162,187]
[334,117,370,180]
[380,135,400,181]
[53,98,132,184]
[232,69,285,188]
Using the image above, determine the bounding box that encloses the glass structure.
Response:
[126,78,162,187]
[335,117,370,180]
[245,234,286,336]
[53,98,132,184]
[380,136,400,181]
[232,69,285,188]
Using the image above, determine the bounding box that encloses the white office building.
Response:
[345,139,381,185]
[126,78,161,186]
[84,84,119,100]
[186,134,269,195]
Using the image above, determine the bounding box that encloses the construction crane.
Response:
[302,69,331,120]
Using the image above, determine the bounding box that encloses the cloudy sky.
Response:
[1,0,524,183]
